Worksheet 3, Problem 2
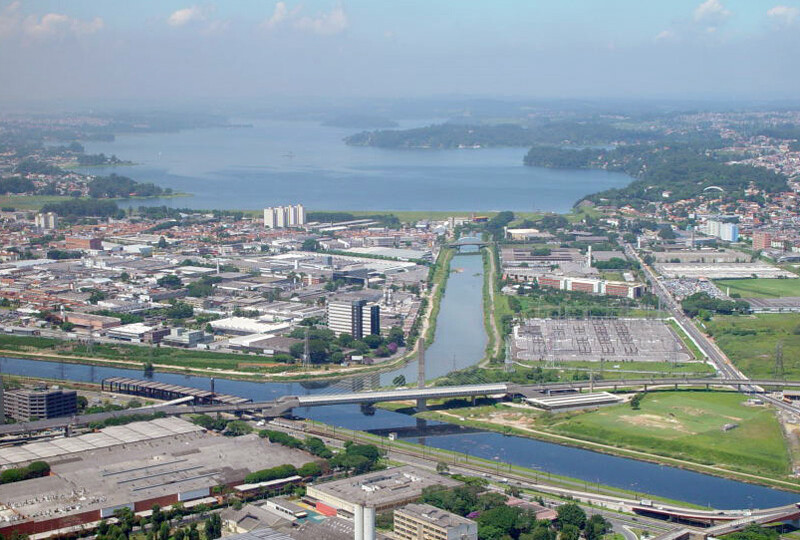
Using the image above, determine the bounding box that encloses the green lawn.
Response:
[0,334,298,374]
[714,278,800,298]
[706,314,800,379]
[545,391,790,477]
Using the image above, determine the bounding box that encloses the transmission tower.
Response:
[775,340,784,379]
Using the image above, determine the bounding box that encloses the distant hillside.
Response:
[344,121,649,149]
[322,114,398,129]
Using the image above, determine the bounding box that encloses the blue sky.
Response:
[1,0,799,103]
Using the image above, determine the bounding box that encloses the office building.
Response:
[394,503,477,540]
[327,298,380,338]
[3,388,77,421]
[34,212,58,230]
[264,204,306,229]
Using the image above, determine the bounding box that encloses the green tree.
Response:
[585,514,610,540]
[157,274,182,289]
[560,523,581,540]
[157,236,168,249]
[556,503,586,530]
[393,374,407,387]
[224,420,253,437]
[302,239,320,251]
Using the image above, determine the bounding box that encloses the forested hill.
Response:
[344,122,649,149]
[522,144,788,207]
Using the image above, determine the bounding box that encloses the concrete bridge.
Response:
[448,237,489,248]
[5,377,800,437]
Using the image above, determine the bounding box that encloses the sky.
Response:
[1,0,799,105]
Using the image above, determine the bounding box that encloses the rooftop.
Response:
[308,466,460,507]
[396,503,475,528]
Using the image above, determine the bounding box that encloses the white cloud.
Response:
[0,1,21,38]
[24,13,104,37]
[167,6,205,27]
[654,29,675,42]
[693,0,732,25]
[767,5,800,25]
[0,3,103,40]
[263,2,290,29]
[294,5,348,35]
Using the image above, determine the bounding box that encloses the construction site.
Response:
[512,318,693,364]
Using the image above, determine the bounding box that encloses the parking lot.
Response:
[513,318,693,363]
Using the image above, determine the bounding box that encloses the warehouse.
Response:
[0,418,314,537]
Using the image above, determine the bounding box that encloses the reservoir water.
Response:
[79,119,632,213]
[1,251,798,508]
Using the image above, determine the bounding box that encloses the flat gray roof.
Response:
[0,420,313,528]
[396,503,475,528]
[309,466,460,506]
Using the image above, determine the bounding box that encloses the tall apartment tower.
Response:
[35,212,58,230]
[264,204,306,228]
[327,298,380,339]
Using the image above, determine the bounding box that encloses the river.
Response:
[1,250,798,508]
[77,119,632,213]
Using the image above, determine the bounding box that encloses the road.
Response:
[624,243,797,415]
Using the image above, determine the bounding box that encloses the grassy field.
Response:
[714,278,800,298]
[667,318,703,360]
[422,391,790,479]
[706,314,800,379]
[0,195,74,211]
[545,391,790,477]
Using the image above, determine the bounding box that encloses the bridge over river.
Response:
[3,377,800,437]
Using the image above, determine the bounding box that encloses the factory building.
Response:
[0,418,313,537]
[327,298,380,338]
[264,205,306,229]
[3,388,77,421]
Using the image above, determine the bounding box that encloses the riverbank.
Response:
[399,393,800,493]
[0,247,456,384]
[481,243,508,365]
[302,419,725,511]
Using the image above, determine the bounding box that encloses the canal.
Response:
[1,250,798,508]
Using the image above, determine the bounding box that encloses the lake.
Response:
[80,119,632,213]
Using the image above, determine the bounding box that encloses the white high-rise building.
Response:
[703,219,739,242]
[34,212,58,230]
[263,204,306,228]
